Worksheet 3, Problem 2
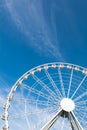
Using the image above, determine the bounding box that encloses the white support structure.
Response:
[70,112,84,130]
[41,110,84,130]
[41,109,62,130]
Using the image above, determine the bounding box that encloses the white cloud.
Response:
[4,0,64,60]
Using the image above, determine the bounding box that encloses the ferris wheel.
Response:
[1,62,87,130]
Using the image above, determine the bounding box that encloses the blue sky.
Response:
[0,0,87,129]
[0,0,87,84]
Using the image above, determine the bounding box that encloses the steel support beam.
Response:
[69,112,84,130]
[40,109,62,130]
[40,110,84,130]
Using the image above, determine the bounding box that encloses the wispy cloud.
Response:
[4,0,64,60]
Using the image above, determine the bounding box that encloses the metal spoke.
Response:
[32,74,58,100]
[21,83,53,101]
[75,110,86,120]
[67,68,74,98]
[58,67,66,97]
[13,97,59,108]
[73,91,87,102]
[75,100,87,105]
[45,70,62,99]
[76,106,87,111]
[74,111,87,126]
[9,107,58,120]
[71,75,87,99]
[33,111,56,130]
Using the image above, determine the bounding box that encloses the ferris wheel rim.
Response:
[6,62,87,91]
[2,62,87,130]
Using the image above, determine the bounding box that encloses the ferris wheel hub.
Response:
[60,98,75,112]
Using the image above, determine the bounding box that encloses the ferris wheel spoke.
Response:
[74,111,87,123]
[76,104,87,110]
[75,111,87,119]
[21,83,54,101]
[67,68,74,98]
[75,99,87,105]
[76,107,87,112]
[78,110,87,116]
[71,75,87,99]
[76,110,87,116]
[9,107,58,120]
[13,97,58,108]
[76,106,87,111]
[80,119,87,128]
[33,110,56,129]
[73,91,87,102]
[58,68,66,97]
[32,74,58,100]
[44,70,62,99]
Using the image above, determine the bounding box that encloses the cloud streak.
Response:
[4,0,64,60]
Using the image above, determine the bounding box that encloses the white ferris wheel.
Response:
[1,62,87,130]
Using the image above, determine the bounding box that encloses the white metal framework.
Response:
[1,62,87,130]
